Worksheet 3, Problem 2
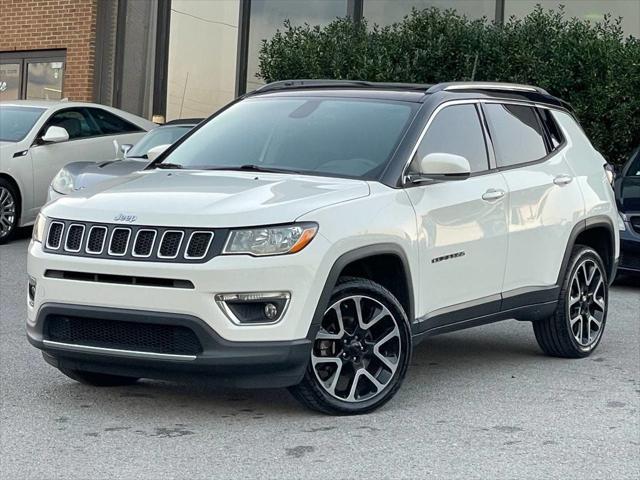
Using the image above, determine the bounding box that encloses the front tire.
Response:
[0,179,19,245]
[58,367,140,386]
[533,246,608,358]
[290,277,412,415]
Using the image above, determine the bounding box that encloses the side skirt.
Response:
[412,286,559,343]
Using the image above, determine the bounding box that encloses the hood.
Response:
[73,159,148,190]
[43,169,370,227]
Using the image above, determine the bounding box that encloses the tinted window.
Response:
[87,108,142,135]
[538,108,564,150]
[628,152,640,177]
[411,104,489,173]
[484,104,547,167]
[163,97,417,179]
[46,108,100,140]
[0,105,44,141]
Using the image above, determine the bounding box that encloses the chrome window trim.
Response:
[157,230,184,259]
[131,228,157,258]
[401,99,570,185]
[42,340,196,361]
[63,223,85,253]
[184,231,214,260]
[45,221,65,250]
[85,225,107,255]
[107,227,131,257]
[214,291,291,326]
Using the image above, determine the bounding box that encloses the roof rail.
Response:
[427,82,549,95]
[252,79,433,94]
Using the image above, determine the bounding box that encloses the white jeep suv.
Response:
[27,81,619,414]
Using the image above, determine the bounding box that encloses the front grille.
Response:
[64,224,84,252]
[631,216,640,235]
[46,222,64,249]
[86,226,107,254]
[44,315,203,355]
[43,219,221,263]
[159,231,183,258]
[109,228,130,255]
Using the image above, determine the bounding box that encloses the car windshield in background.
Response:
[126,125,193,159]
[161,97,417,179]
[0,106,45,142]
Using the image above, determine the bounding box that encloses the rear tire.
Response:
[533,245,608,358]
[58,367,140,387]
[0,178,19,245]
[290,277,412,415]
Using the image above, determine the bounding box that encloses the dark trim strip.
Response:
[45,270,195,289]
[234,0,251,97]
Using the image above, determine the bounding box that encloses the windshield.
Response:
[160,97,417,179]
[0,105,45,142]
[126,125,193,158]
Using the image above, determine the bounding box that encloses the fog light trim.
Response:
[215,291,291,326]
[28,276,37,307]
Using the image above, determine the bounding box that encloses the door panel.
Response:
[406,172,509,319]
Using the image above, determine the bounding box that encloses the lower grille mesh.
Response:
[45,315,203,355]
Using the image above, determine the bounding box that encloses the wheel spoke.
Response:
[589,314,602,330]
[365,306,391,329]
[569,294,581,307]
[311,355,343,395]
[316,305,345,340]
[570,313,582,327]
[346,369,364,401]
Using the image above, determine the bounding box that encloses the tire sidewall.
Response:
[562,247,608,355]
[303,278,412,414]
[0,179,19,244]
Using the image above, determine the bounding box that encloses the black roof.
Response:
[248,79,570,110]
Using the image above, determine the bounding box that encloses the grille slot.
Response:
[109,228,131,256]
[45,269,194,289]
[185,231,214,259]
[44,315,203,355]
[132,229,156,257]
[46,222,64,249]
[158,230,184,259]
[86,226,107,254]
[64,224,85,252]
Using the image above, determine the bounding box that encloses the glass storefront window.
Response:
[504,0,639,38]
[246,0,348,92]
[363,0,497,25]
[166,0,240,120]
[0,63,21,101]
[25,61,64,100]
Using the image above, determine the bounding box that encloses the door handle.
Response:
[482,188,506,201]
[553,174,573,186]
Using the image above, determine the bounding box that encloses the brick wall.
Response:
[0,0,97,101]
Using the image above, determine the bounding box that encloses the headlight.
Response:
[51,168,75,195]
[32,213,47,243]
[618,212,627,231]
[223,223,318,256]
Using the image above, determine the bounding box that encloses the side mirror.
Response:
[41,126,69,144]
[146,144,171,162]
[412,152,471,182]
[120,144,133,156]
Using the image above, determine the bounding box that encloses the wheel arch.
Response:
[308,244,415,339]
[558,216,616,285]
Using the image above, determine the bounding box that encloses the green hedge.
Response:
[258,7,640,165]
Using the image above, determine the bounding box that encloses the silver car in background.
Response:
[48,119,201,202]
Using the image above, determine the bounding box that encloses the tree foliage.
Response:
[258,6,639,165]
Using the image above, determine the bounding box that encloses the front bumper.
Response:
[28,303,312,388]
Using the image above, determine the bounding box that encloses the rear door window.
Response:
[86,108,142,135]
[484,103,548,168]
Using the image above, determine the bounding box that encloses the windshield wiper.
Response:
[153,162,183,169]
[205,164,299,174]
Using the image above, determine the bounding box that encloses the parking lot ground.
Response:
[1,233,639,479]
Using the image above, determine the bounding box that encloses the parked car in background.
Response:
[0,100,156,244]
[48,119,201,201]
[615,146,640,276]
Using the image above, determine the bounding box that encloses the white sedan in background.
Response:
[0,100,155,243]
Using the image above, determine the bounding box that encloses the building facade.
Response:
[1,0,638,122]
